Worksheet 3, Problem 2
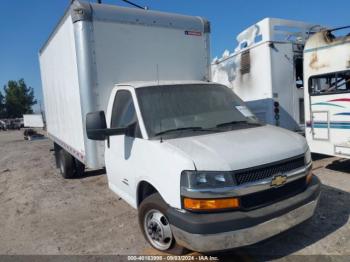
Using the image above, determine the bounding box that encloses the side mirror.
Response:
[86,111,108,140]
[86,111,126,141]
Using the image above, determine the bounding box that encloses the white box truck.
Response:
[40,0,320,254]
[212,18,324,132]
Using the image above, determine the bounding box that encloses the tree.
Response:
[0,90,4,118]
[3,79,37,118]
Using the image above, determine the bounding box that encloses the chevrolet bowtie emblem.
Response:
[271,175,287,187]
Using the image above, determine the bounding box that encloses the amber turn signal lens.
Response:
[306,172,313,184]
[183,197,240,211]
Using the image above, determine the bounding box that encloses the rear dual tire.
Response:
[59,150,75,179]
[55,145,85,179]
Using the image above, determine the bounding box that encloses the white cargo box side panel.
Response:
[39,15,85,162]
[92,21,209,112]
[23,114,44,128]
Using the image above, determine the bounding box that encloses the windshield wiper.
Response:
[154,126,214,136]
[216,120,249,128]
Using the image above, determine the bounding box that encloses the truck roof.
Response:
[116,80,214,89]
[40,0,210,54]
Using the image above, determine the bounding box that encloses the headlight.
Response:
[305,147,312,165]
[181,171,235,189]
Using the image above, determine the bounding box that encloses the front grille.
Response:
[234,155,305,185]
[240,177,307,210]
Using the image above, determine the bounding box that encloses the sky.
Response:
[0,0,349,112]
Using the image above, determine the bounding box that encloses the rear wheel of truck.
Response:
[53,143,61,168]
[138,193,189,255]
[58,149,75,179]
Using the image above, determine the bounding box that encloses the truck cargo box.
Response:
[39,0,211,169]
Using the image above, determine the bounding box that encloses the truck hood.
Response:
[164,125,307,171]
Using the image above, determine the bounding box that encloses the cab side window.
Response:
[111,90,142,138]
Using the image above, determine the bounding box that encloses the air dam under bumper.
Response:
[168,176,320,252]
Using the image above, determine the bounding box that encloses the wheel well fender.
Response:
[137,181,159,207]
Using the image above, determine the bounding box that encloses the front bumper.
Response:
[167,176,320,252]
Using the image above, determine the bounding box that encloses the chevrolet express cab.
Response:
[39,0,320,254]
[86,81,320,253]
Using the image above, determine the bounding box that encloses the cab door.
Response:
[104,89,143,206]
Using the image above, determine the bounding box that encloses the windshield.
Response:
[136,84,259,138]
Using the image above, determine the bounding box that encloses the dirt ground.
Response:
[0,130,349,260]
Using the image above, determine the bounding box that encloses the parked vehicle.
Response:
[39,0,211,174]
[39,0,320,254]
[304,27,350,157]
[212,18,324,132]
[4,119,21,130]
[0,120,6,130]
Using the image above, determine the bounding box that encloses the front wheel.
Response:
[138,193,189,255]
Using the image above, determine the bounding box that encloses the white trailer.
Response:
[39,0,211,172]
[23,114,44,128]
[212,18,323,131]
[304,28,350,157]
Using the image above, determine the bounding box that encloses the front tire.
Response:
[138,193,189,255]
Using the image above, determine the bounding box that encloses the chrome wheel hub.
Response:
[144,209,173,250]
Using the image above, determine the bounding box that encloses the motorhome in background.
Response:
[304,28,350,158]
[212,18,324,132]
